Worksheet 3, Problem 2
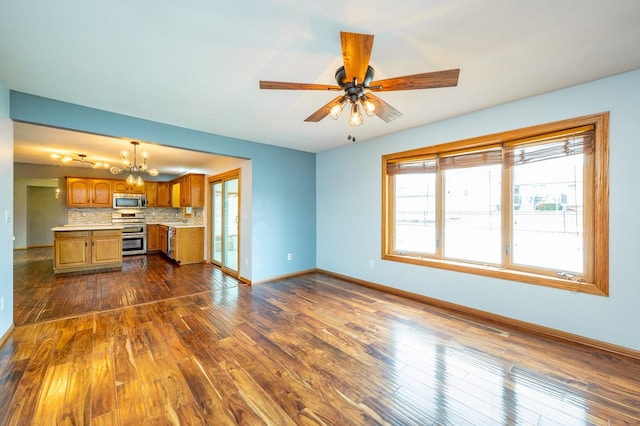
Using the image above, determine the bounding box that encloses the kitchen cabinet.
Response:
[54,230,90,270]
[145,182,158,207]
[113,180,145,194]
[53,228,122,273]
[164,226,204,265]
[157,182,172,207]
[171,174,205,207]
[147,224,159,251]
[66,175,203,208]
[67,178,113,207]
[158,225,168,254]
[91,230,123,264]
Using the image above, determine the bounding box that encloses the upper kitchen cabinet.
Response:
[67,178,113,207]
[113,180,145,194]
[145,182,158,207]
[171,174,204,207]
[157,182,172,207]
[146,181,172,207]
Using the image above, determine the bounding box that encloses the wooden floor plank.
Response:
[61,367,92,426]
[3,248,640,424]
[90,349,117,420]
[3,336,56,424]
[33,362,71,424]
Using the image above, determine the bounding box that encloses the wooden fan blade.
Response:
[364,93,403,123]
[304,96,346,122]
[260,81,341,91]
[340,31,374,85]
[369,68,460,91]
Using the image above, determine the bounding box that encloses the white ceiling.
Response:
[11,122,219,177]
[2,0,640,163]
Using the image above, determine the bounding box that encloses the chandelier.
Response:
[50,153,110,169]
[109,141,158,187]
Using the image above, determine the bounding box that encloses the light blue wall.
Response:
[10,92,316,282]
[0,80,14,336]
[317,69,640,351]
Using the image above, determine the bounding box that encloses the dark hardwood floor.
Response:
[1,248,639,424]
[13,248,241,326]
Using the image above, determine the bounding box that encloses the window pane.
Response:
[394,173,436,254]
[212,182,223,264]
[223,178,239,272]
[512,154,584,273]
[444,165,501,263]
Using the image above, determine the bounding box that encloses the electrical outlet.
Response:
[369,260,374,268]
[287,253,292,261]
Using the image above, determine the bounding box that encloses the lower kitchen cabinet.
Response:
[166,226,204,265]
[54,229,122,274]
[159,225,168,254]
[147,224,159,252]
[54,231,90,270]
[91,231,123,264]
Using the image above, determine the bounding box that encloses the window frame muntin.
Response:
[382,112,609,296]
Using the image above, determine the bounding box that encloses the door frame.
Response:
[207,169,241,278]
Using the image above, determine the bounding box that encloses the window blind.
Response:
[504,127,594,167]
[387,157,437,175]
[438,146,503,170]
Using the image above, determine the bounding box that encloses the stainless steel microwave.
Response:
[113,193,146,209]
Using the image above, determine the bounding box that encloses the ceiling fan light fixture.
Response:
[349,102,364,127]
[360,96,376,116]
[329,97,348,120]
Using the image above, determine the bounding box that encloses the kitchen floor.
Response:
[13,248,242,325]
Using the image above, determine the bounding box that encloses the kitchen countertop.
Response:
[52,225,124,231]
[52,223,204,231]
[151,222,204,228]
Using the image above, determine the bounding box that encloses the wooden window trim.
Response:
[382,112,609,296]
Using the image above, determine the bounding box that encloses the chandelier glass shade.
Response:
[109,141,158,187]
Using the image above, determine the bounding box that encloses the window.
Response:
[382,113,609,295]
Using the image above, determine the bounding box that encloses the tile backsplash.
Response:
[68,207,205,225]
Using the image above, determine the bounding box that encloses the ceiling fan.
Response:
[259,31,460,127]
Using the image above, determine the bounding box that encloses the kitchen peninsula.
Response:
[52,225,123,274]
[149,223,204,265]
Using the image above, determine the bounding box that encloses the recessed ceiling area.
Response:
[13,122,229,177]
[1,1,639,153]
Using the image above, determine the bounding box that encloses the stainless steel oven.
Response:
[122,232,146,255]
[112,212,147,256]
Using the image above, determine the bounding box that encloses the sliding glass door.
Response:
[210,170,240,275]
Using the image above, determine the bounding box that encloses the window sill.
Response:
[382,253,608,296]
